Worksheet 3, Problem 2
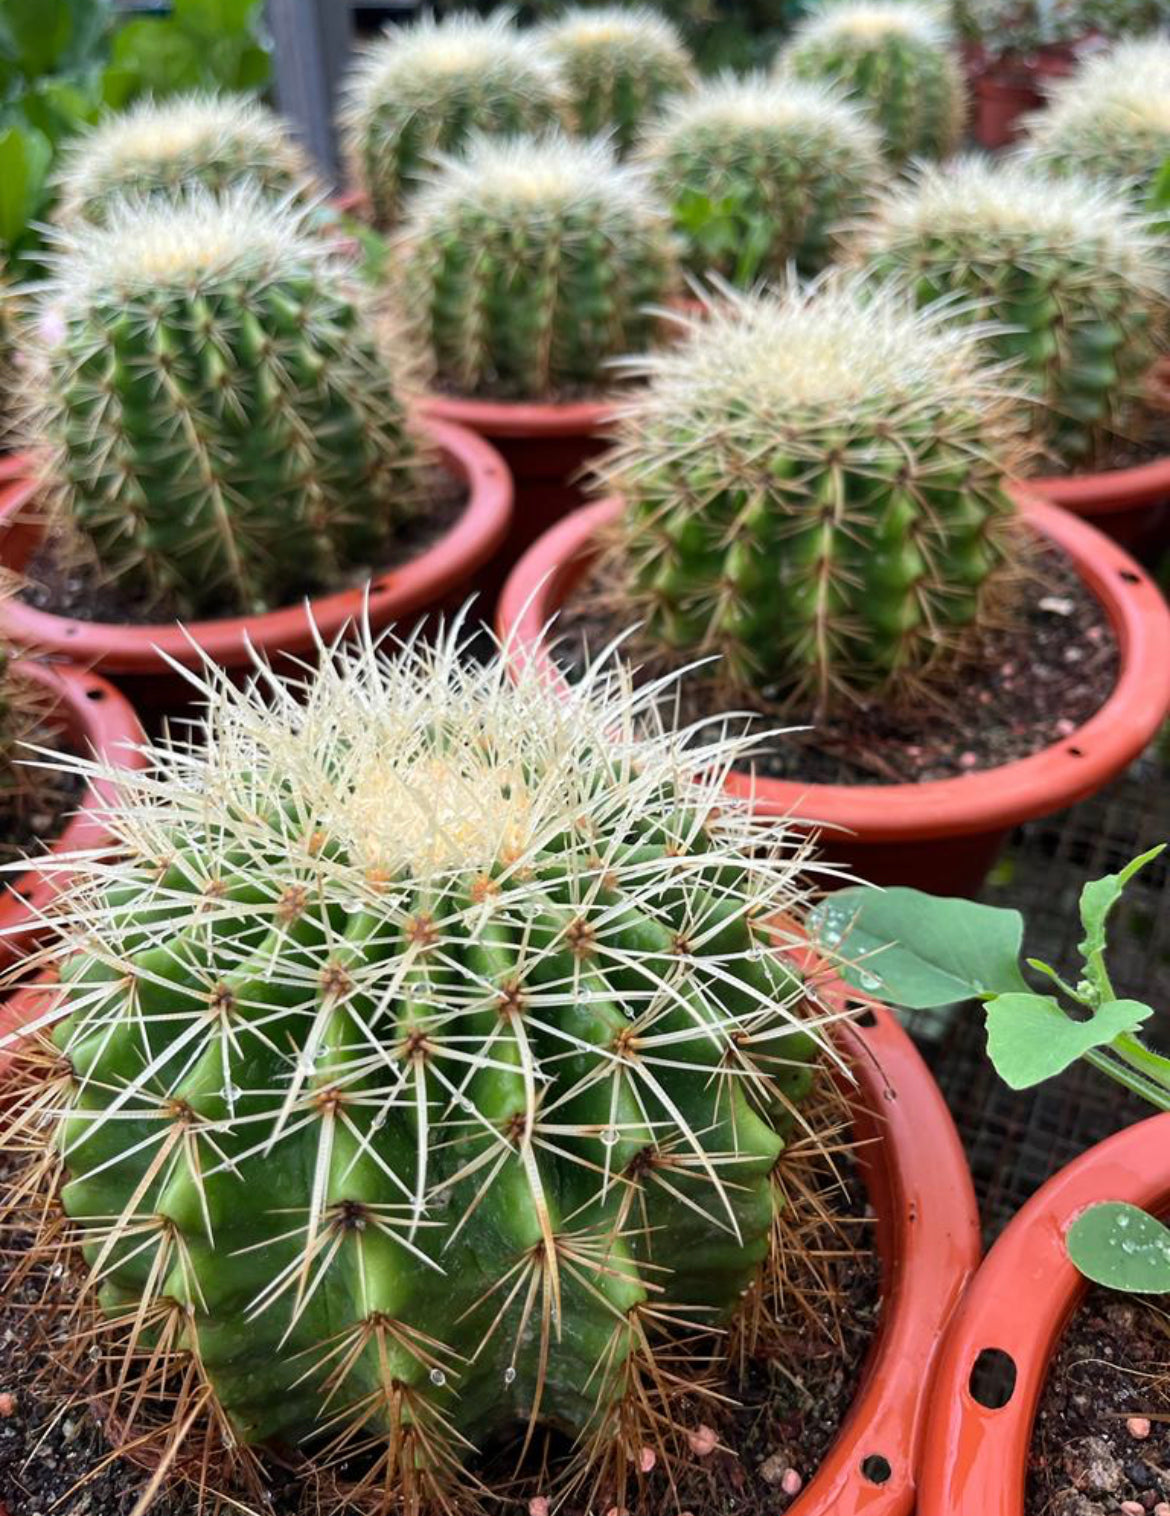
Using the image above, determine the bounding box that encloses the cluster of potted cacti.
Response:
[0,6,1170,1516]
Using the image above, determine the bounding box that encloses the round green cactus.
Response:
[854,157,1170,467]
[53,93,317,227]
[1077,0,1169,41]
[1018,37,1170,201]
[0,267,17,444]
[779,0,965,163]
[399,133,678,401]
[535,6,694,155]
[639,73,882,285]
[22,186,421,619]
[19,629,826,1501]
[598,274,1027,712]
[338,12,566,228]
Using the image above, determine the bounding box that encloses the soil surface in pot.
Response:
[0,1078,878,1516]
[0,694,85,867]
[1028,1285,1170,1516]
[557,541,1117,785]
[17,471,466,627]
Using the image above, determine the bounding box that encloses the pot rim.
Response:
[496,490,1170,842]
[916,1111,1170,1516]
[1028,449,1170,514]
[0,659,146,967]
[0,966,979,1516]
[0,416,512,675]
[421,390,617,441]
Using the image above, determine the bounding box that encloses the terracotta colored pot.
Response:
[966,43,1078,149]
[0,659,146,972]
[1027,452,1170,558]
[0,417,512,720]
[496,492,1170,894]
[917,1114,1170,1515]
[0,960,980,1516]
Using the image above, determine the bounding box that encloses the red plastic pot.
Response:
[966,43,1078,148]
[0,659,146,971]
[0,960,980,1516]
[496,492,1170,894]
[0,417,512,720]
[917,1113,1170,1515]
[1027,453,1170,557]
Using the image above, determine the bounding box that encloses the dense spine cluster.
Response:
[21,187,421,618]
[535,6,694,155]
[854,159,1170,466]
[11,630,829,1500]
[399,134,678,400]
[338,13,565,227]
[779,0,965,163]
[639,74,881,284]
[597,275,1026,711]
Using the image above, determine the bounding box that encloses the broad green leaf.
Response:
[0,124,51,251]
[985,994,1152,1089]
[810,886,1029,1008]
[1077,845,1166,1004]
[1067,1202,1170,1293]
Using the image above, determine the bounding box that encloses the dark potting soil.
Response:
[1027,1287,1170,1516]
[0,1081,879,1516]
[17,470,466,628]
[0,710,85,870]
[557,541,1118,786]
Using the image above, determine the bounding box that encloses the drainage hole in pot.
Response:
[860,1455,892,1485]
[969,1347,1017,1409]
[1118,569,1141,584]
[855,1008,878,1029]
[85,687,106,701]
[1067,746,1085,758]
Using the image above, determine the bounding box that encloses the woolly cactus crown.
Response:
[599,273,1026,709]
[855,157,1170,462]
[4,624,833,1505]
[401,132,678,399]
[23,186,420,618]
[338,11,565,226]
[53,92,316,226]
[535,6,694,153]
[1019,37,1170,195]
[639,73,881,282]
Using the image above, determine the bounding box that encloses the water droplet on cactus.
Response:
[858,972,881,991]
[429,1368,447,1387]
[600,1127,620,1147]
[504,1366,517,1385]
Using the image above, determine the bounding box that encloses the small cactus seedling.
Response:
[639,73,882,285]
[779,0,965,163]
[52,93,317,227]
[399,133,678,400]
[535,6,694,155]
[0,626,835,1509]
[339,12,566,227]
[1018,37,1170,201]
[855,157,1170,467]
[597,274,1027,712]
[21,187,421,619]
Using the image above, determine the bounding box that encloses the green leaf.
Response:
[985,994,1153,1089]
[809,886,1030,1008]
[0,124,52,252]
[1067,1202,1170,1293]
[1077,845,1166,1005]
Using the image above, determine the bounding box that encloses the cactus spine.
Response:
[8,629,827,1501]
[854,157,1170,467]
[22,187,421,619]
[400,133,678,400]
[779,0,965,163]
[53,93,317,227]
[639,74,882,285]
[535,6,695,155]
[338,12,566,228]
[598,275,1027,711]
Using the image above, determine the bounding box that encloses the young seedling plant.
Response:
[812,846,1170,1292]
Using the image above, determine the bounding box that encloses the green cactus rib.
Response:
[29,189,419,618]
[43,639,821,1468]
[402,135,678,400]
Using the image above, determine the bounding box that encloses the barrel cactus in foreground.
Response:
[399,133,678,400]
[339,12,565,227]
[21,186,421,619]
[3,629,831,1507]
[854,157,1170,467]
[639,73,882,284]
[535,6,694,155]
[52,92,317,226]
[597,274,1028,712]
[779,0,965,163]
[1018,36,1170,201]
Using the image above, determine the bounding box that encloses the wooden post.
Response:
[266,0,353,182]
